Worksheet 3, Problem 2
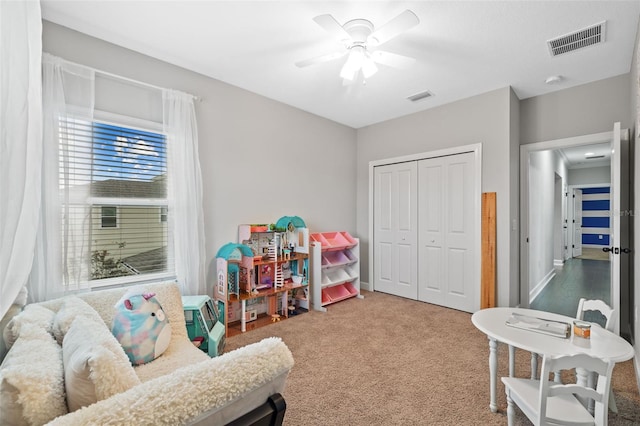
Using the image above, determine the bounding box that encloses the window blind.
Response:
[60,116,174,282]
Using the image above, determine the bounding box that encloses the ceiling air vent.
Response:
[547,21,606,57]
[407,90,434,102]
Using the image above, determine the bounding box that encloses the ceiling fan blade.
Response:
[368,9,419,46]
[370,50,416,69]
[313,14,352,43]
[295,51,347,68]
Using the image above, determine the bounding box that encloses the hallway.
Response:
[530,257,610,322]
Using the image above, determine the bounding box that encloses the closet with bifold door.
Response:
[372,147,480,313]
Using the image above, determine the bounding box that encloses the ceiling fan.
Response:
[295,10,420,84]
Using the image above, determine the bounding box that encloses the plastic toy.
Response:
[182,295,226,357]
[216,243,255,297]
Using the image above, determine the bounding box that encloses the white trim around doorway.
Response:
[520,131,613,308]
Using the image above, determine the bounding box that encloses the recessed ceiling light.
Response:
[585,152,595,157]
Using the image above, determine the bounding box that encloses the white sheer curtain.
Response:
[163,90,206,295]
[29,54,95,302]
[0,1,43,317]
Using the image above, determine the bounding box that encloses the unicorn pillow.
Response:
[111,292,172,365]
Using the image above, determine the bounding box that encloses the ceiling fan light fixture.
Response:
[298,10,419,82]
[361,56,378,79]
[340,46,366,80]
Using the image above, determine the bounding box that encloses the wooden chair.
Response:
[502,353,614,426]
[531,299,616,383]
[576,298,615,331]
[576,298,617,413]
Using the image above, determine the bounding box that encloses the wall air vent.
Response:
[547,21,606,57]
[407,90,434,102]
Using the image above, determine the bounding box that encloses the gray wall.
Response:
[357,73,632,311]
[567,166,611,186]
[528,150,556,293]
[521,48,638,380]
[357,87,518,308]
[42,21,357,294]
[521,73,635,336]
[520,74,632,145]
[42,21,640,357]
[527,150,567,298]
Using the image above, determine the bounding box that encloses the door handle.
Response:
[603,247,623,254]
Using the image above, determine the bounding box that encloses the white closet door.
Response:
[373,162,418,299]
[418,152,476,312]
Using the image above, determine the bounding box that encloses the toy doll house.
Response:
[215,216,311,336]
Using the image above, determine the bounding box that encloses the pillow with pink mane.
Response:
[111,291,172,365]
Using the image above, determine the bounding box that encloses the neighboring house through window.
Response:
[61,115,173,284]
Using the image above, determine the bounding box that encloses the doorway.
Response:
[520,125,630,335]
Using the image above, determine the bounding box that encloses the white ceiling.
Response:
[557,142,611,169]
[41,1,640,129]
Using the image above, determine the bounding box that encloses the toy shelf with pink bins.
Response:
[310,231,363,312]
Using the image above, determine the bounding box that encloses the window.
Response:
[101,206,118,228]
[159,206,168,223]
[60,115,173,284]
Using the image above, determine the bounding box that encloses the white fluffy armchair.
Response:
[0,281,294,425]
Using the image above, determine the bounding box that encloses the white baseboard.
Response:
[553,259,564,269]
[529,269,556,304]
[360,281,371,292]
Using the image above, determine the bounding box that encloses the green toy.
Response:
[181,295,226,357]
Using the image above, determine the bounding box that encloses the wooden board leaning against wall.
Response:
[481,192,497,309]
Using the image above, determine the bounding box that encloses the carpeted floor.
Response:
[225,290,640,425]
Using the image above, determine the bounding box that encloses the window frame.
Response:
[159,206,168,223]
[64,110,175,289]
[100,205,119,229]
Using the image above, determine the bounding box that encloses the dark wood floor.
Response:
[530,257,610,325]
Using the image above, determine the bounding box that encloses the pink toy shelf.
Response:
[321,282,358,305]
[321,250,357,268]
[310,231,362,311]
[309,231,356,251]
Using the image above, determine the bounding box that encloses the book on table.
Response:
[505,312,571,338]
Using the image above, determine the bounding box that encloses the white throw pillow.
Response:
[3,304,55,350]
[0,324,67,425]
[52,296,105,345]
[63,315,141,412]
